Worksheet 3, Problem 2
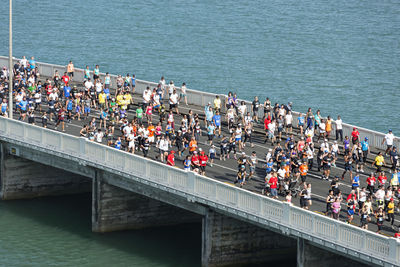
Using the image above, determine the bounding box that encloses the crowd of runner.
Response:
[0,56,399,238]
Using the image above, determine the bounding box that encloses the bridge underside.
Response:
[0,143,91,199]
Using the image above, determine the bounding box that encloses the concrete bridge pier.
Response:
[0,143,91,200]
[296,238,373,267]
[91,170,202,232]
[201,208,297,267]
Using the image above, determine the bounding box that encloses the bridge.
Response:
[0,57,399,266]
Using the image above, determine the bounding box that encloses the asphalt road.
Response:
[19,79,399,237]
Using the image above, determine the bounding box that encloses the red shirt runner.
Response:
[351,129,359,141]
[366,176,376,186]
[167,153,175,166]
[199,154,208,166]
[269,176,278,189]
[62,75,70,85]
[264,116,271,131]
[378,175,387,185]
[191,155,200,167]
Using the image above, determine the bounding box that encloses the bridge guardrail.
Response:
[0,56,398,153]
[0,116,398,266]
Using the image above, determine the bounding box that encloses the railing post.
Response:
[40,128,45,146]
[388,238,398,263]
[4,119,9,136]
[282,202,291,226]
[361,231,366,252]
[187,171,195,194]
[79,137,86,156]
[145,160,150,178]
[59,134,63,150]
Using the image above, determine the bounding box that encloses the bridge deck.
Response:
[14,76,399,238]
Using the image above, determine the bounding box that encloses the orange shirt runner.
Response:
[148,125,155,137]
[189,140,197,152]
[300,164,308,176]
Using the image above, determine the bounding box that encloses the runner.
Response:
[375,207,385,234]
[373,152,385,173]
[67,61,74,79]
[382,129,395,156]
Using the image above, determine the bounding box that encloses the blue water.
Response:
[0,0,399,265]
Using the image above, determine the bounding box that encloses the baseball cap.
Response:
[389,129,392,132]
[170,150,175,154]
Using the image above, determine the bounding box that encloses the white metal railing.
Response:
[1,56,397,152]
[0,117,398,266]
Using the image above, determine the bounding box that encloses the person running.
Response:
[209,145,216,167]
[299,161,308,186]
[373,152,385,173]
[389,146,399,173]
[219,135,228,161]
[167,150,175,166]
[67,60,74,79]
[199,150,209,176]
[180,83,188,105]
[375,207,385,234]
[183,155,191,172]
[212,110,222,137]
[236,165,246,188]
[321,151,333,180]
[331,197,341,220]
[252,96,260,123]
[248,151,257,180]
[374,185,385,210]
[207,122,216,145]
[382,129,395,156]
[335,115,343,141]
[360,205,370,230]
[387,198,396,229]
[347,195,357,224]
[189,150,199,173]
[351,127,360,145]
[299,183,308,209]
[342,152,353,182]
[93,65,100,80]
[169,89,180,114]
[331,176,340,196]
[227,134,237,160]
[326,190,335,216]
[55,106,66,131]
[297,113,305,136]
[366,172,376,195]
[268,172,278,199]
[352,172,361,199]
[378,171,388,188]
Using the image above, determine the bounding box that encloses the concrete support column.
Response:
[92,170,201,232]
[0,145,91,200]
[297,238,373,267]
[202,209,296,267]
